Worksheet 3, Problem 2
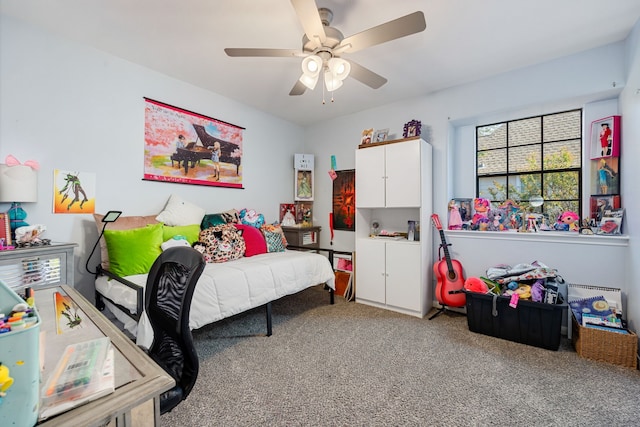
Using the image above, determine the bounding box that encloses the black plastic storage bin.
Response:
[465,291,567,350]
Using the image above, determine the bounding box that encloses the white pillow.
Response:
[156,194,205,226]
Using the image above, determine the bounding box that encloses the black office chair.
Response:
[144,246,205,414]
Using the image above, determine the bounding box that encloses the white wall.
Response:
[0,16,305,299]
[619,18,640,332]
[305,39,638,325]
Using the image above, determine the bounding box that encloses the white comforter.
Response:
[95,250,335,348]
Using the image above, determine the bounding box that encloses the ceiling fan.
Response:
[224,0,426,96]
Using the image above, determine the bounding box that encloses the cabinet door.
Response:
[385,140,421,207]
[385,242,422,312]
[354,239,386,304]
[355,145,385,207]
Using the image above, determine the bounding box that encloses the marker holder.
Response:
[0,280,41,427]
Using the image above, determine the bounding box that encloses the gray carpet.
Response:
[161,286,640,426]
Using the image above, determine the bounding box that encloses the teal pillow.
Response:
[201,213,227,229]
[162,224,200,244]
[103,223,163,277]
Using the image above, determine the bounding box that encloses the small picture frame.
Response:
[589,195,620,225]
[590,115,620,159]
[596,208,624,235]
[294,169,314,201]
[590,157,619,195]
[373,129,389,143]
[279,203,297,226]
[360,128,374,145]
[295,202,313,227]
[403,120,422,138]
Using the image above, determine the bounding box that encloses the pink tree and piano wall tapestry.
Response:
[143,98,244,188]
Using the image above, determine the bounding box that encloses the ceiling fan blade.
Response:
[337,11,426,53]
[289,79,307,96]
[224,48,305,58]
[347,60,387,89]
[290,0,326,49]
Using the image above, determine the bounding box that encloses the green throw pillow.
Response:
[104,223,163,277]
[162,224,200,244]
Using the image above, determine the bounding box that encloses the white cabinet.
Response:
[355,137,432,317]
[355,138,422,208]
[356,240,422,312]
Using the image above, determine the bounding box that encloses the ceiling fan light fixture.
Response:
[324,69,343,92]
[299,72,319,90]
[327,57,350,81]
[301,55,322,76]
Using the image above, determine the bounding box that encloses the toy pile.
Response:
[464,261,563,304]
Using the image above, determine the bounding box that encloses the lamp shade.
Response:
[301,55,322,76]
[327,58,350,81]
[299,72,320,90]
[324,70,344,92]
[0,164,38,202]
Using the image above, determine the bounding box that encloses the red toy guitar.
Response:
[430,214,466,308]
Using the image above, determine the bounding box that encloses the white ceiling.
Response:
[2,0,640,127]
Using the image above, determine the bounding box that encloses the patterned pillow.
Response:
[261,224,287,252]
[199,223,246,263]
[239,208,265,228]
[201,209,240,229]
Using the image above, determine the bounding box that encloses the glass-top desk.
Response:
[35,285,174,426]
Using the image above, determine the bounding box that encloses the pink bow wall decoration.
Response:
[5,155,40,171]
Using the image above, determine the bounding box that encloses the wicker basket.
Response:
[572,316,638,368]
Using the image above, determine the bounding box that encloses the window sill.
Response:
[445,229,629,247]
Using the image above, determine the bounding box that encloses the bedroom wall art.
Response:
[143,98,244,188]
[332,169,355,231]
[53,169,96,214]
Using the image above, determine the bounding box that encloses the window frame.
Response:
[475,108,583,218]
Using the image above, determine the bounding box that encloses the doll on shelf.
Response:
[447,199,463,230]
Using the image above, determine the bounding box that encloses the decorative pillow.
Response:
[261,224,288,253]
[93,213,158,269]
[239,208,265,228]
[199,224,246,263]
[201,209,240,229]
[103,223,163,277]
[234,223,267,257]
[162,224,201,244]
[156,194,206,227]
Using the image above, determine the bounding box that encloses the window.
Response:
[476,109,582,220]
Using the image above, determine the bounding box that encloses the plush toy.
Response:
[464,277,489,294]
[239,208,265,229]
[471,198,490,231]
[192,241,212,263]
[487,208,506,231]
[531,279,545,302]
[555,211,580,231]
[0,363,14,402]
[199,224,246,263]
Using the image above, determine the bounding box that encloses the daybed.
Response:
[92,197,336,349]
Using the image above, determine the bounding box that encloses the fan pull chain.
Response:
[320,75,336,104]
[322,75,326,104]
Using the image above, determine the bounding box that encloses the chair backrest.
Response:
[145,246,205,408]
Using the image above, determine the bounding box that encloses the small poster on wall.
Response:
[143,98,244,188]
[53,169,96,214]
[332,169,355,231]
[590,115,620,159]
[294,169,314,201]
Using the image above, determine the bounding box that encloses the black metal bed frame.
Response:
[94,246,347,336]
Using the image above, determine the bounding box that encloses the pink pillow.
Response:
[234,224,267,257]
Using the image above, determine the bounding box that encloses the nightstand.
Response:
[282,226,321,249]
